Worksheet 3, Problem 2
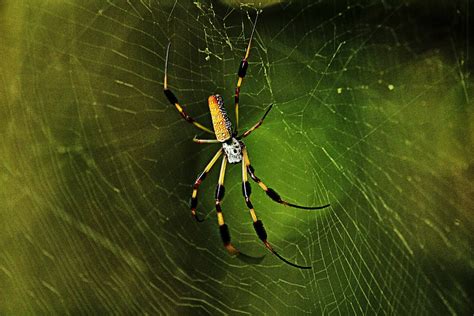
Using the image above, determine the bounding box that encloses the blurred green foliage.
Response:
[1,0,472,314]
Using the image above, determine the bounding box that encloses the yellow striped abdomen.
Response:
[208,94,232,142]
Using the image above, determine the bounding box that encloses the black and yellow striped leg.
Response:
[239,104,273,139]
[216,156,240,255]
[164,43,214,134]
[242,148,311,269]
[191,149,223,222]
[234,15,258,133]
[243,148,330,210]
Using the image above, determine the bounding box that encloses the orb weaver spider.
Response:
[163,17,330,269]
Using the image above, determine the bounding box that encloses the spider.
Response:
[163,17,330,269]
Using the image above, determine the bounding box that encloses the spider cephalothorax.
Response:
[163,16,330,269]
[222,137,243,164]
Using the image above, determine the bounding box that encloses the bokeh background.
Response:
[1,0,473,314]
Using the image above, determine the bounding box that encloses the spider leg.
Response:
[164,43,214,134]
[242,148,311,269]
[215,155,240,255]
[243,147,330,210]
[234,15,258,133]
[238,104,273,139]
[191,149,223,222]
[193,136,220,144]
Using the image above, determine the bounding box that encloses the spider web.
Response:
[1,0,473,314]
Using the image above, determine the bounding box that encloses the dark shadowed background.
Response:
[1,0,473,314]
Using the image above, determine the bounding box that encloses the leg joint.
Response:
[245,198,253,209]
[242,181,251,198]
[215,184,225,201]
[190,197,197,209]
[266,188,281,202]
[248,165,255,173]
[164,89,178,105]
[253,220,267,241]
[195,172,207,184]
[238,60,248,77]
[219,224,231,245]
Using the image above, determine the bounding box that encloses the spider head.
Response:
[208,94,233,142]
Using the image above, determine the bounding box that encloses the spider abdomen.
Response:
[222,138,243,164]
[208,94,233,142]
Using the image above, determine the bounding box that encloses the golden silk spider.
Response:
[163,16,330,269]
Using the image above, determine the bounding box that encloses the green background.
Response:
[1,0,473,314]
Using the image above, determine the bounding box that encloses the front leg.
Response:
[164,43,214,134]
[234,15,258,133]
